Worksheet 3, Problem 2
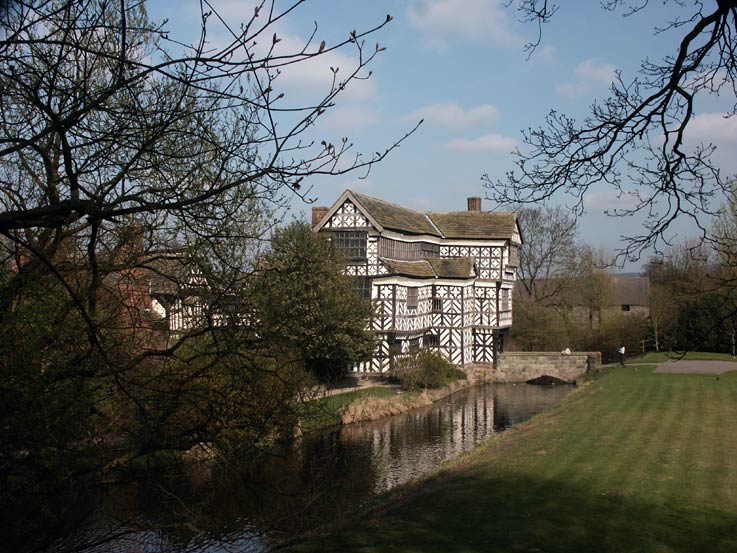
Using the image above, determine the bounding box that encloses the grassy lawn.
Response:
[632,351,737,363]
[291,366,737,552]
[301,386,403,431]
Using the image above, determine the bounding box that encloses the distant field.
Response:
[633,351,737,363]
[291,366,737,553]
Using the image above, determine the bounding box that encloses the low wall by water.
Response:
[469,351,601,383]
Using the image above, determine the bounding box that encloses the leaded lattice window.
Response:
[379,238,440,260]
[353,276,372,299]
[508,245,520,267]
[407,287,418,310]
[500,288,510,311]
[332,230,367,260]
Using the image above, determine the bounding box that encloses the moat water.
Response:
[48,383,573,553]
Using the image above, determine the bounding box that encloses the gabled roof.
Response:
[381,257,476,279]
[143,255,193,296]
[350,191,441,236]
[426,211,518,240]
[316,190,520,241]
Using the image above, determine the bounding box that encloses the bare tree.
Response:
[571,246,614,329]
[487,0,737,260]
[516,205,580,301]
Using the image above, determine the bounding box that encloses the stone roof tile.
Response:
[426,211,517,239]
[380,258,436,278]
[427,257,476,278]
[351,191,441,236]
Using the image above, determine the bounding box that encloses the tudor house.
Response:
[312,190,522,372]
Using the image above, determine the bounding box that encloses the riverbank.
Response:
[337,378,470,424]
[314,365,500,427]
[306,371,482,430]
[290,364,737,552]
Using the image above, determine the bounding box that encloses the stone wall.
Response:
[480,351,601,383]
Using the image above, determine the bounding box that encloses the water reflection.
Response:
[48,383,572,553]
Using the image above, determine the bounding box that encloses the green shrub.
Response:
[390,350,466,390]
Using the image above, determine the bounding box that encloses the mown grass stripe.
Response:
[697,377,729,509]
[708,381,730,509]
[588,369,663,496]
[723,375,737,506]
[538,369,645,487]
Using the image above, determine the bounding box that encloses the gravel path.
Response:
[652,359,737,374]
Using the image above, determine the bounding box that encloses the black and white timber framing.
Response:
[314,190,522,371]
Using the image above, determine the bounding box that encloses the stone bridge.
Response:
[467,352,601,384]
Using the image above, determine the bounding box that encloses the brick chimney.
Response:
[312,206,329,228]
[467,197,482,212]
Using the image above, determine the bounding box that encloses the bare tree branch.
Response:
[486,0,737,261]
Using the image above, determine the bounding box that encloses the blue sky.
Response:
[148,0,737,268]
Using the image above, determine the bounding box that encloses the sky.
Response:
[147,0,737,269]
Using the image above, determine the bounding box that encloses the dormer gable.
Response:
[313,190,378,232]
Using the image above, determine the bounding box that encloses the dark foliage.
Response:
[390,349,466,391]
[254,221,377,383]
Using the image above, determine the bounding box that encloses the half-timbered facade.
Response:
[313,191,522,371]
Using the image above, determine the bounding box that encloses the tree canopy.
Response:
[254,221,376,382]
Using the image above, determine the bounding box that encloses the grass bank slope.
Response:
[292,366,737,553]
[633,351,737,363]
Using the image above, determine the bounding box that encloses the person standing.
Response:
[618,344,626,366]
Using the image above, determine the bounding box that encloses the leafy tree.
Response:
[390,349,465,391]
[488,1,737,259]
[254,221,376,383]
[509,294,571,351]
[648,282,680,352]
[644,240,726,352]
[591,310,650,363]
[671,292,734,352]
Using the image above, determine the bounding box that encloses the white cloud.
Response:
[332,178,375,196]
[583,189,639,212]
[407,0,524,49]
[267,34,377,101]
[407,102,498,128]
[684,112,737,174]
[555,58,616,98]
[177,2,380,103]
[323,106,380,129]
[191,0,261,21]
[443,133,517,153]
[407,196,435,210]
[537,45,558,64]
[685,112,737,145]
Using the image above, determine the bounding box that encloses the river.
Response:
[48,382,573,553]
